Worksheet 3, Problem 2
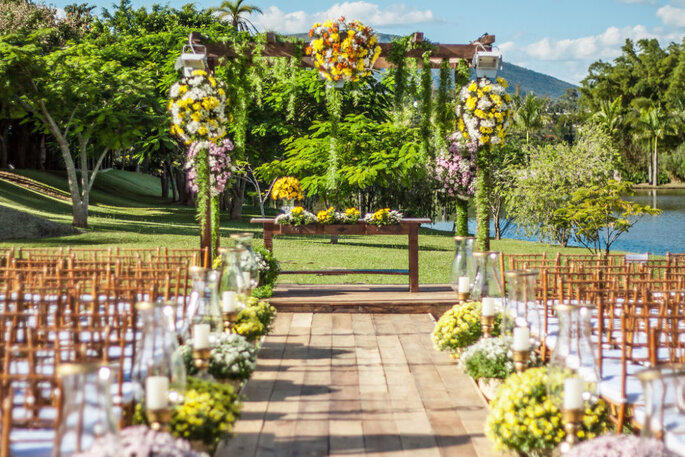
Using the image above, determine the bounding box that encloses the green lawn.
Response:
[0,169,593,284]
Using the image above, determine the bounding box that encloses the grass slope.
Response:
[0,169,590,283]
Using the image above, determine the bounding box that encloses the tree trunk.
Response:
[229,179,246,220]
[168,164,179,202]
[0,121,9,168]
[72,200,88,228]
[653,137,658,187]
[160,169,168,199]
[455,198,469,237]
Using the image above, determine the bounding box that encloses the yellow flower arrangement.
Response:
[317,206,337,224]
[271,176,304,201]
[363,208,403,226]
[485,367,610,455]
[344,207,360,223]
[305,16,381,83]
[456,77,513,148]
[168,70,229,145]
[431,301,484,353]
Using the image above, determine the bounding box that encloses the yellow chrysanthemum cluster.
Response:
[345,207,360,221]
[271,176,304,201]
[485,367,610,454]
[305,17,382,82]
[456,76,513,148]
[168,70,229,145]
[431,301,483,352]
[317,206,337,224]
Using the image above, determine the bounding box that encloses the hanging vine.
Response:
[387,36,412,113]
[435,60,454,148]
[420,50,433,158]
[325,83,343,189]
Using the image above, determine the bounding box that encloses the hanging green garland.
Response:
[325,83,343,189]
[387,36,412,113]
[420,50,433,158]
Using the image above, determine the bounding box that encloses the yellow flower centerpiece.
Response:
[305,17,382,83]
[343,207,360,223]
[317,206,337,224]
[456,76,513,148]
[432,301,485,354]
[486,367,610,455]
[363,208,403,227]
[271,176,304,201]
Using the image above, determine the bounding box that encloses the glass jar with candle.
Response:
[230,233,260,291]
[54,363,119,457]
[187,266,223,343]
[471,251,504,302]
[503,269,540,338]
[547,303,599,408]
[131,302,186,411]
[449,236,476,300]
[218,247,248,309]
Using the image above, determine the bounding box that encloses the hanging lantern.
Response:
[178,34,207,78]
[472,45,502,79]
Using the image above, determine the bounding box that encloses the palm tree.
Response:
[514,92,545,145]
[210,0,262,33]
[593,96,624,137]
[636,106,669,186]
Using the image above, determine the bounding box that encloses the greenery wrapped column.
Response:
[455,198,469,238]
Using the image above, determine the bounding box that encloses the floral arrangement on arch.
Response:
[271,176,304,201]
[275,206,317,226]
[186,139,235,197]
[485,366,610,455]
[364,208,403,226]
[305,17,382,82]
[169,70,228,145]
[433,135,477,199]
[456,76,513,147]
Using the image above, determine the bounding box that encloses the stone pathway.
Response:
[218,313,497,457]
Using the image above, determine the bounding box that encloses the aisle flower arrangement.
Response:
[364,208,403,227]
[73,425,208,457]
[275,206,317,226]
[180,333,257,382]
[485,367,609,455]
[455,77,513,147]
[305,17,382,82]
[564,434,670,457]
[460,336,515,381]
[271,176,304,201]
[431,301,486,354]
[233,297,278,343]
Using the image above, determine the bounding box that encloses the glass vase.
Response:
[230,233,260,291]
[449,236,476,300]
[186,266,223,343]
[471,251,504,301]
[131,301,186,408]
[547,303,599,408]
[503,269,540,339]
[218,247,248,310]
[54,363,119,457]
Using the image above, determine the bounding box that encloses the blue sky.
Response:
[53,0,685,84]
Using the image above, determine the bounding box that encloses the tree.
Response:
[0,32,154,227]
[209,0,262,33]
[636,106,669,186]
[554,180,660,257]
[593,96,623,137]
[514,92,544,145]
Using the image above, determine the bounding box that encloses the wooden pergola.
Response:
[188,31,496,255]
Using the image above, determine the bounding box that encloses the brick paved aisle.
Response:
[218,313,498,457]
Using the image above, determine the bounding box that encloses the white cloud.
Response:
[498,41,515,54]
[656,5,685,28]
[616,0,656,4]
[250,2,437,34]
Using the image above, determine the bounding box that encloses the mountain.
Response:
[290,33,577,99]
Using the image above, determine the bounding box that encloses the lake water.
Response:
[423,189,685,255]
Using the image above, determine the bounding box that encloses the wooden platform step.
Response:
[268,283,458,314]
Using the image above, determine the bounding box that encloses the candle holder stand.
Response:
[146,407,172,431]
[480,315,495,339]
[223,311,239,334]
[458,291,470,301]
[560,408,584,454]
[512,350,530,374]
[193,347,211,371]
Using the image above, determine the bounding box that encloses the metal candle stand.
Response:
[458,291,470,301]
[512,350,530,374]
[223,311,239,334]
[480,314,495,339]
[560,408,584,454]
[146,408,172,432]
[193,347,211,371]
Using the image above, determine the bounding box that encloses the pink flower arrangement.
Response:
[433,134,477,199]
[565,434,672,457]
[186,139,235,196]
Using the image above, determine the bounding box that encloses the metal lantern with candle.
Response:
[230,233,260,294]
[218,247,248,333]
[471,251,504,339]
[54,363,119,457]
[187,266,223,370]
[449,236,476,301]
[132,302,186,431]
[503,269,540,338]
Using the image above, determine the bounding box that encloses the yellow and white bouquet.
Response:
[305,17,382,83]
[271,176,304,201]
[275,206,316,226]
[168,70,228,145]
[363,208,402,227]
[431,301,484,353]
[342,207,360,223]
[317,207,337,224]
[456,77,513,148]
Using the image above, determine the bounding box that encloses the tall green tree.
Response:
[636,106,669,186]
[514,92,544,145]
[209,0,262,33]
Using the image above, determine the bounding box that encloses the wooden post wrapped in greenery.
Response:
[168,70,233,261]
[455,199,469,237]
[455,77,514,251]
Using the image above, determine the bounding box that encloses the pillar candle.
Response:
[242,271,251,287]
[512,327,531,351]
[145,376,169,410]
[222,291,238,312]
[458,276,470,293]
[563,377,585,410]
[193,323,211,349]
[482,297,496,316]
